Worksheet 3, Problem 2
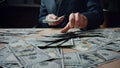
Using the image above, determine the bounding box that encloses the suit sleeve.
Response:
[38,0,49,28]
[82,0,104,30]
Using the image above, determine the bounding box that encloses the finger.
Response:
[81,15,88,28]
[79,15,84,28]
[60,22,70,33]
[69,13,75,28]
[74,12,81,28]
[84,15,88,27]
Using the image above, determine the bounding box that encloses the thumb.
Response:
[60,22,70,33]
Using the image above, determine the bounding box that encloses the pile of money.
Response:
[0,28,120,68]
[0,46,22,68]
[63,50,120,68]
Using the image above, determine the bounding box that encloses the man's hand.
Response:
[46,14,64,26]
[61,12,88,33]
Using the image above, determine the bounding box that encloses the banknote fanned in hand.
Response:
[43,16,64,23]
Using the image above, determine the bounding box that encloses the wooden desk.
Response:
[0,28,120,68]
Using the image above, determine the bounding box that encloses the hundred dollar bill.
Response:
[101,43,120,52]
[60,39,74,47]
[65,65,83,68]
[25,37,74,47]
[96,50,120,61]
[114,37,120,44]
[25,59,63,68]
[80,53,105,67]
[63,52,82,66]
[43,16,64,23]
[25,48,64,68]
[81,37,111,45]
[0,36,13,44]
[0,46,22,68]
[0,29,42,36]
[0,47,11,61]
[72,38,89,51]
[41,48,62,59]
[7,39,52,67]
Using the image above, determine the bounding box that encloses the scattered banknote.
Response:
[72,38,89,51]
[0,36,14,44]
[0,29,43,37]
[114,37,120,44]
[101,43,120,52]
[96,50,120,61]
[80,53,105,67]
[25,61,61,68]
[41,48,62,59]
[65,65,83,68]
[0,46,12,62]
[0,46,22,68]
[63,52,82,66]
[7,39,52,67]
[60,39,74,47]
[81,37,111,45]
[25,38,74,47]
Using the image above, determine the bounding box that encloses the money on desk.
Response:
[7,39,52,67]
[63,52,82,66]
[41,48,62,59]
[80,52,105,67]
[72,37,90,51]
[101,43,120,52]
[0,46,22,68]
[26,37,74,48]
[96,50,120,61]
[0,28,120,68]
[25,60,63,68]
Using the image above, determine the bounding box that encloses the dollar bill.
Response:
[25,60,63,68]
[60,39,74,47]
[80,53,105,67]
[65,65,83,68]
[0,46,12,62]
[81,37,111,46]
[43,16,64,23]
[101,43,120,52]
[0,36,13,44]
[41,48,62,59]
[96,50,120,61]
[72,38,89,51]
[26,37,74,47]
[0,29,42,36]
[0,46,22,68]
[7,39,52,67]
[63,52,82,66]
[114,37,120,44]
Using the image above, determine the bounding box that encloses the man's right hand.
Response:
[46,14,64,26]
[61,13,88,33]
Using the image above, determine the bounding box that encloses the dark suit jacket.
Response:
[39,0,104,29]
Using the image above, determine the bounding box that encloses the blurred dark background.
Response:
[0,0,120,28]
[100,0,120,28]
[0,0,40,28]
